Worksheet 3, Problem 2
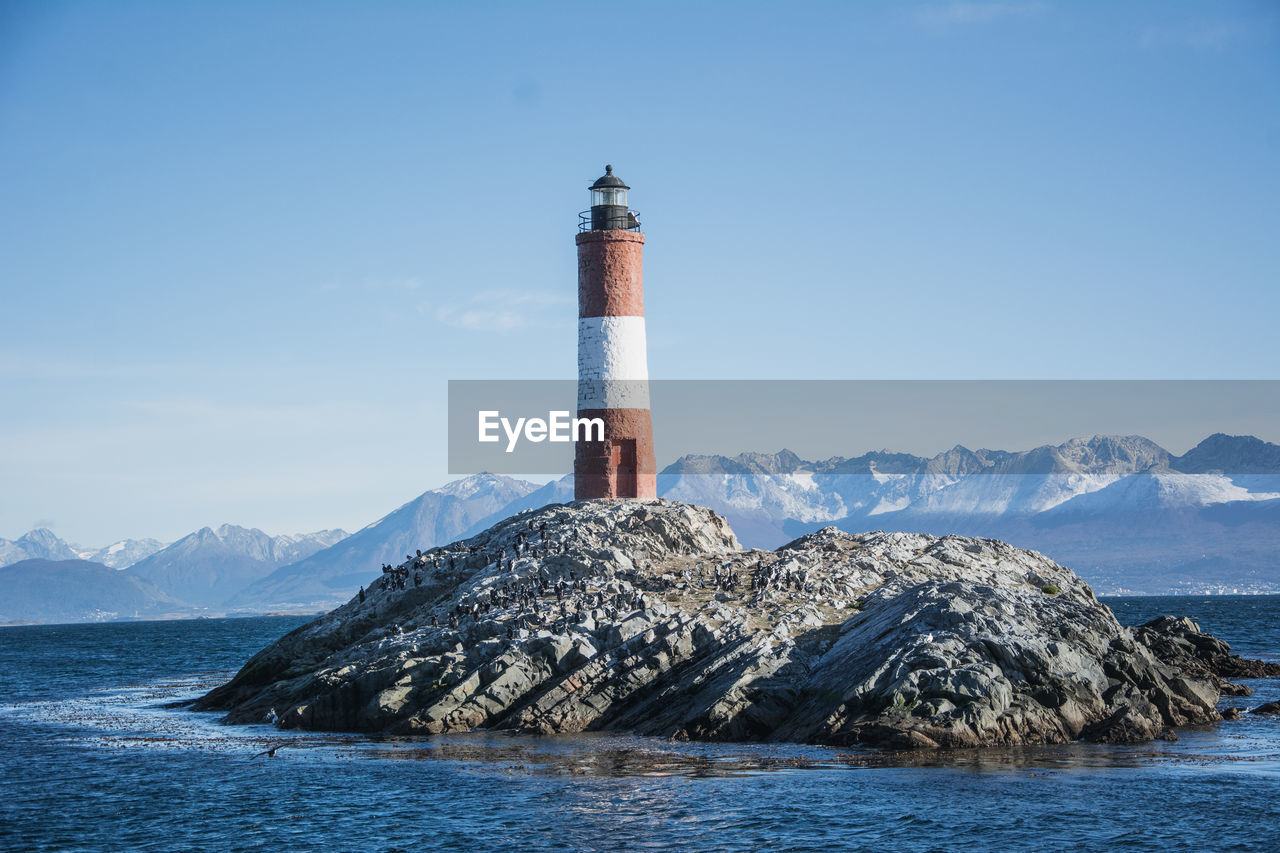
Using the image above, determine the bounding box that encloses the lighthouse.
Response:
[574,165,657,500]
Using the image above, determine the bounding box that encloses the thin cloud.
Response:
[475,289,574,308]
[433,290,573,333]
[435,306,528,332]
[914,1,1048,30]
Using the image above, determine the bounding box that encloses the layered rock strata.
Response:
[197,500,1258,749]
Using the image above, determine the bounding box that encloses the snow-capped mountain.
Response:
[1,529,168,570]
[74,538,169,569]
[227,474,538,612]
[125,524,348,608]
[0,528,80,566]
[657,435,1272,543]
[461,476,576,537]
[654,434,1280,593]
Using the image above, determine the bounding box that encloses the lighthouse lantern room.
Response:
[584,165,640,232]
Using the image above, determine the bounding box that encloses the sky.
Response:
[1,0,1277,545]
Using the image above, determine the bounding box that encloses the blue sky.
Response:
[1,0,1277,544]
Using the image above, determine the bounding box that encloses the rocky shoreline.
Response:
[195,500,1271,749]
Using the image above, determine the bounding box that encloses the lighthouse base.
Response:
[574,408,656,500]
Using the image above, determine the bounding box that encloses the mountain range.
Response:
[659,434,1280,595]
[660,434,1277,530]
[126,525,349,608]
[0,529,168,569]
[223,474,536,612]
[0,525,346,623]
[2,433,1276,624]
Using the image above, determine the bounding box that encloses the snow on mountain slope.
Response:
[660,470,847,524]
[659,451,847,523]
[461,476,576,538]
[900,472,1126,517]
[0,528,79,566]
[0,540,24,566]
[1038,470,1280,520]
[74,538,170,569]
[658,436,1170,524]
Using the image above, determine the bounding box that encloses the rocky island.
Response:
[195,500,1274,749]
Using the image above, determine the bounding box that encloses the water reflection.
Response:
[3,671,1277,779]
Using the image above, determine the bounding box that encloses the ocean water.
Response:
[0,597,1276,852]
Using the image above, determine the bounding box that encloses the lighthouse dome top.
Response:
[581,165,640,232]
[589,165,629,190]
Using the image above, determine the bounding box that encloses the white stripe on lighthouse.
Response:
[578,316,650,379]
[577,315,651,409]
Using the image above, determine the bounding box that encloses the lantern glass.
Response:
[591,187,628,208]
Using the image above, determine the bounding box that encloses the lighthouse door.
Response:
[612,439,637,498]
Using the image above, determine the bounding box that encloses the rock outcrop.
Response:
[1132,615,1280,697]
[196,500,1253,749]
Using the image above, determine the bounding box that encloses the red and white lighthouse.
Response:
[574,165,657,500]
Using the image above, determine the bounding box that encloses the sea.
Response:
[1,596,1277,852]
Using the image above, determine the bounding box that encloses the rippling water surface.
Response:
[1,597,1277,852]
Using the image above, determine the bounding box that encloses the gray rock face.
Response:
[1132,614,1280,697]
[196,500,1231,749]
